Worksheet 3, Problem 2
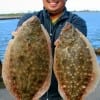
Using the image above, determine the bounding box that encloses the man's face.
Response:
[43,0,66,14]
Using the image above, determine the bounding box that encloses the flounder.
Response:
[54,23,100,100]
[2,16,52,100]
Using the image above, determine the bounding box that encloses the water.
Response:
[0,12,100,63]
[75,12,100,48]
[0,19,19,61]
[75,12,100,63]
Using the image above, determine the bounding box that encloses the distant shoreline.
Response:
[0,13,24,20]
[0,11,100,20]
[0,16,21,20]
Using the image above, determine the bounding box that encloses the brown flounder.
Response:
[2,16,52,100]
[54,23,100,100]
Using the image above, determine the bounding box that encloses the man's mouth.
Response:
[49,2,57,7]
[47,0,59,7]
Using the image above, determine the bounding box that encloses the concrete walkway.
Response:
[0,88,15,100]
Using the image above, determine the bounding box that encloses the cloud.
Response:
[0,0,43,14]
[67,0,100,11]
[0,0,100,14]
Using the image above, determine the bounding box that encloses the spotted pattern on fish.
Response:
[54,23,99,100]
[2,16,52,100]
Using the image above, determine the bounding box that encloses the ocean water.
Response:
[0,19,19,61]
[75,12,100,48]
[0,12,100,63]
[75,12,100,63]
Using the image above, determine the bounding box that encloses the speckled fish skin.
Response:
[54,23,100,100]
[2,16,52,100]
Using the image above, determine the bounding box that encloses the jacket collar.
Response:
[43,7,70,21]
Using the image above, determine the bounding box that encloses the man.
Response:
[16,0,87,99]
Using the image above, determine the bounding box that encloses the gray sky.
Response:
[0,0,100,14]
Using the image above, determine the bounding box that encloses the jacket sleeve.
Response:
[17,13,33,28]
[71,14,87,37]
[11,13,34,39]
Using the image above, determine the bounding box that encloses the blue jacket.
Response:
[17,7,87,99]
[17,7,87,54]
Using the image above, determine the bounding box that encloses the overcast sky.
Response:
[0,0,100,14]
